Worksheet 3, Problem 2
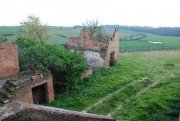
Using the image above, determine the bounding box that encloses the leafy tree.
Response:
[83,19,110,42]
[83,19,100,36]
[19,16,51,43]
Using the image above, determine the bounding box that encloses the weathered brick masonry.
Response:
[0,42,19,79]
[0,42,54,106]
[65,29,119,69]
[104,30,119,68]
[0,42,116,121]
[0,72,54,106]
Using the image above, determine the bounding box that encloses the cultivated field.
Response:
[120,33,180,52]
[1,26,180,52]
[49,50,180,121]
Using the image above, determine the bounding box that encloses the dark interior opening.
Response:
[48,68,65,94]
[109,51,116,66]
[32,83,47,104]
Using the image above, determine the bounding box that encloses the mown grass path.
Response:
[83,77,148,112]
[110,75,176,116]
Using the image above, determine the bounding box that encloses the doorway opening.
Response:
[32,83,48,104]
[109,51,116,66]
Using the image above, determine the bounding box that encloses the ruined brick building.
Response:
[0,42,115,121]
[65,28,119,69]
[0,42,54,106]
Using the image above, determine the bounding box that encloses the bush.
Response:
[16,37,88,92]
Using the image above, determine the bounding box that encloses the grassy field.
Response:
[0,26,71,44]
[49,50,180,121]
[120,33,180,52]
[1,26,180,52]
[0,26,22,41]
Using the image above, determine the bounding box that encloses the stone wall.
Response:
[0,101,116,121]
[0,42,19,79]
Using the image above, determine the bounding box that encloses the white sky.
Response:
[0,0,180,27]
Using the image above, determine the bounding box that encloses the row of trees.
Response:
[102,25,180,36]
[119,26,180,36]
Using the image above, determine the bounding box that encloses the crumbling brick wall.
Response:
[0,42,19,79]
[104,29,119,68]
[0,73,54,106]
[0,42,54,106]
[11,74,54,104]
[80,30,102,51]
[65,29,119,69]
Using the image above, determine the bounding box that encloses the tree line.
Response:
[102,25,180,36]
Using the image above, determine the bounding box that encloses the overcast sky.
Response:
[0,0,180,27]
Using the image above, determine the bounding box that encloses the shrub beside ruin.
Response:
[16,37,88,92]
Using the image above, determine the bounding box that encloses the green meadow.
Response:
[49,51,180,121]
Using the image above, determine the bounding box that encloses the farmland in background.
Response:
[120,33,180,52]
[0,26,180,52]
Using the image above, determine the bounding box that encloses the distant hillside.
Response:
[0,25,180,52]
[0,26,82,44]
[103,25,180,36]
